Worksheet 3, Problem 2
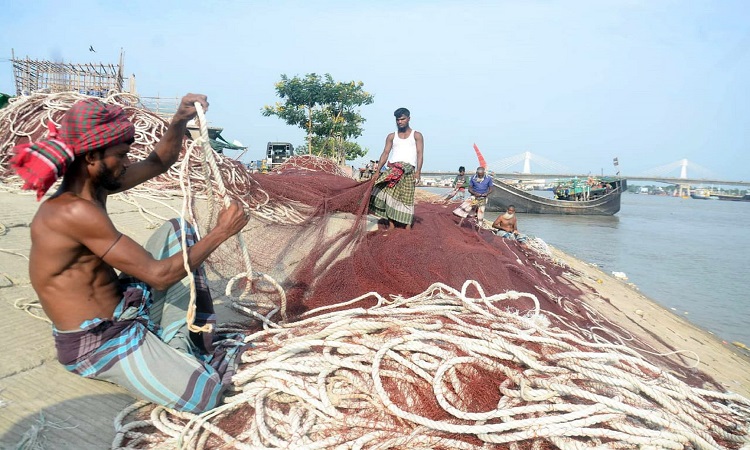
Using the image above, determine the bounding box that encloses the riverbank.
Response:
[484,189,750,347]
[547,244,750,394]
[0,188,748,447]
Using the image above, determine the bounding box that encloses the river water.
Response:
[429,188,750,346]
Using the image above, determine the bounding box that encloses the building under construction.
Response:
[8,49,247,155]
[10,49,126,98]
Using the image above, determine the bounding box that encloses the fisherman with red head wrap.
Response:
[15,95,252,413]
[11,98,136,200]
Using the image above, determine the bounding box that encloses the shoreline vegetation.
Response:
[0,186,748,446]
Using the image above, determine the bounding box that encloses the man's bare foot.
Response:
[406,224,412,230]
[388,221,396,230]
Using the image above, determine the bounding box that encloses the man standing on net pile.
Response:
[11,94,251,413]
[369,107,424,230]
[453,166,493,227]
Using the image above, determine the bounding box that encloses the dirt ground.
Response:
[0,187,748,448]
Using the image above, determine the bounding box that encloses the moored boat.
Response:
[716,192,750,202]
[690,188,713,200]
[486,177,626,215]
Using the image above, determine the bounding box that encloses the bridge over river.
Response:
[419,172,750,188]
[419,153,749,188]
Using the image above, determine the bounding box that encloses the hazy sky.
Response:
[1,0,748,180]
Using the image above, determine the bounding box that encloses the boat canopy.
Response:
[209,130,246,154]
[0,93,10,110]
[552,176,622,188]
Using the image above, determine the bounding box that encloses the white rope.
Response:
[177,130,209,334]
[13,297,51,324]
[112,281,750,449]
[193,101,288,323]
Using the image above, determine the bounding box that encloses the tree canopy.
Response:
[262,73,374,164]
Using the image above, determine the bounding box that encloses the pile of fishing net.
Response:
[3,92,749,449]
[113,281,750,449]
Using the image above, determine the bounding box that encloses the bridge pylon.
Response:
[522,152,531,174]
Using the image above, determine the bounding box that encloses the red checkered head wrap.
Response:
[11,98,135,200]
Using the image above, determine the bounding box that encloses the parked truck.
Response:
[266,142,294,169]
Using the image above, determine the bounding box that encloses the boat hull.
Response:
[487,180,625,215]
[716,194,750,202]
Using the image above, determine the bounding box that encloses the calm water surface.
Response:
[430,188,750,345]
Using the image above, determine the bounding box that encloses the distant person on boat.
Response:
[369,107,424,230]
[453,166,493,226]
[492,205,528,246]
[11,94,251,413]
[442,166,467,202]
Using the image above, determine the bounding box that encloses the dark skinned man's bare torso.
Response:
[492,215,517,233]
[30,192,122,331]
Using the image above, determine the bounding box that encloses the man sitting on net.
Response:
[11,94,250,413]
[491,205,529,246]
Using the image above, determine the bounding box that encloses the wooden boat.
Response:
[486,178,626,215]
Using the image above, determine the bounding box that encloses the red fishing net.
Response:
[214,160,719,387]
[3,95,746,448]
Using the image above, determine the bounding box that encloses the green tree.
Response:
[262,73,374,164]
[296,137,369,161]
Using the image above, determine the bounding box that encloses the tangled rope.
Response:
[177,102,288,331]
[113,281,750,449]
[0,92,304,225]
[1,91,170,188]
[1,92,302,327]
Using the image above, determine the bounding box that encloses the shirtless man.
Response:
[13,94,250,412]
[491,205,528,245]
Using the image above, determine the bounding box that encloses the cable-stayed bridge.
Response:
[421,152,749,187]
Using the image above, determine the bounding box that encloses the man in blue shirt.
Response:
[453,166,493,226]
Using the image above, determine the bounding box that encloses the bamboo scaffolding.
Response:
[10,48,124,97]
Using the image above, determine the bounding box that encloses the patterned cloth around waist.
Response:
[452,195,488,220]
[52,219,249,413]
[369,162,416,225]
[54,281,154,372]
[495,229,529,243]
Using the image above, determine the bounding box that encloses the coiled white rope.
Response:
[112,281,750,450]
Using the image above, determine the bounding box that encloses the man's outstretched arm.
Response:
[112,93,209,193]
[73,200,248,290]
